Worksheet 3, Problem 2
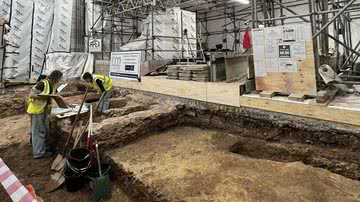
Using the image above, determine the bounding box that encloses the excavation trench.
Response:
[52,90,360,201]
[1,86,360,201]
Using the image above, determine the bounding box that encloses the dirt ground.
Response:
[0,111,131,202]
[1,86,360,202]
[108,126,360,202]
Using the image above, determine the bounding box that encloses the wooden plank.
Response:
[240,95,360,126]
[205,82,240,106]
[255,40,317,96]
[328,94,360,109]
[288,93,306,102]
[259,91,277,98]
[140,76,208,102]
[113,76,240,107]
[113,76,360,126]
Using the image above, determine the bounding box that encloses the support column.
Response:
[321,0,329,55]
[309,0,321,74]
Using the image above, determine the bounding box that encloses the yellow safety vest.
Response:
[27,80,52,114]
[91,74,113,93]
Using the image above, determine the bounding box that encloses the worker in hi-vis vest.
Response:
[27,70,63,159]
[28,74,48,145]
[82,72,113,112]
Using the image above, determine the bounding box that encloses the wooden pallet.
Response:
[255,89,340,106]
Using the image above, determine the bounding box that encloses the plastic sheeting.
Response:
[31,0,54,77]
[2,0,33,80]
[0,0,76,81]
[0,0,11,21]
[85,0,104,35]
[49,0,74,52]
[120,7,197,60]
[45,52,89,79]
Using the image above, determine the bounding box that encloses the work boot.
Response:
[33,152,53,160]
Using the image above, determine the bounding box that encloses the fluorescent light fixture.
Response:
[232,0,250,4]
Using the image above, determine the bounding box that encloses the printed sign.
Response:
[279,44,291,58]
[283,26,296,42]
[109,51,142,81]
[279,58,298,72]
[89,38,102,52]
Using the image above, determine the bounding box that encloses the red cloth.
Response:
[243,30,252,49]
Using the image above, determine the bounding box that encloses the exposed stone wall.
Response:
[118,87,360,151]
[0,86,31,118]
[50,87,360,153]
[93,102,184,148]
[0,94,27,118]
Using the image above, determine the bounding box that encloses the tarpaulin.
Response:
[45,52,88,79]
[0,0,82,81]
[49,0,73,52]
[0,0,11,21]
[85,0,103,35]
[2,0,33,80]
[120,7,197,60]
[31,0,54,78]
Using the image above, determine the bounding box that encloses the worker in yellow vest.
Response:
[27,70,63,159]
[28,74,48,145]
[82,72,113,112]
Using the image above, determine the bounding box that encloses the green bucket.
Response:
[87,163,112,201]
[92,174,111,202]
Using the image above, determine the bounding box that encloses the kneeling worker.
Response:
[82,72,113,112]
[27,70,63,159]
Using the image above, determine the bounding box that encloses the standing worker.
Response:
[82,72,113,112]
[28,74,48,145]
[27,70,63,159]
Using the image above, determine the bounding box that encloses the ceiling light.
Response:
[233,0,250,4]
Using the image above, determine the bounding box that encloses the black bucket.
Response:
[68,148,92,173]
[64,148,92,192]
[64,165,84,192]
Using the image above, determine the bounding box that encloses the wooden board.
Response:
[240,94,360,126]
[288,93,306,102]
[256,42,317,96]
[113,76,360,126]
[113,76,240,107]
[255,28,317,96]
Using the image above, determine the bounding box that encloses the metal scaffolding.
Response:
[90,0,360,85]
[252,0,360,85]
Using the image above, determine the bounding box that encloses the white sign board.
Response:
[89,38,102,52]
[109,51,142,80]
[252,24,311,77]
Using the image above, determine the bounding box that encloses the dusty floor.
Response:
[109,126,360,202]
